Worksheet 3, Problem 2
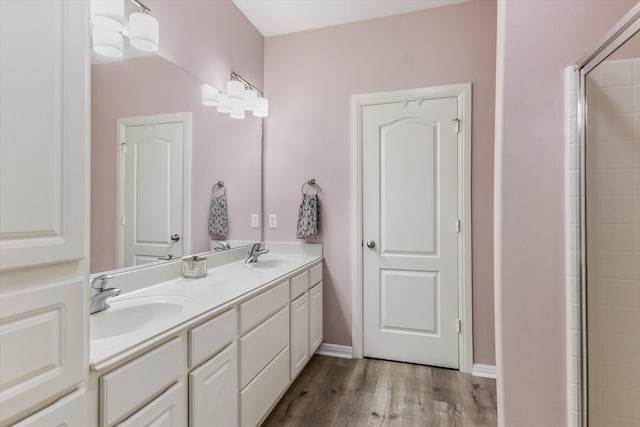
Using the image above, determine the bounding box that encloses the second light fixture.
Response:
[201,73,268,119]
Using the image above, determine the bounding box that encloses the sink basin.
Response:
[246,259,284,269]
[90,296,188,340]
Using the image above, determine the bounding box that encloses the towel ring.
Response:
[301,178,319,196]
[211,181,226,196]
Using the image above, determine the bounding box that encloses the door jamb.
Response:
[350,83,473,373]
[116,112,192,268]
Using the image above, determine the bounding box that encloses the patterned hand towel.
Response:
[208,194,228,238]
[296,193,319,239]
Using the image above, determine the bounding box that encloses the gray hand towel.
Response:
[296,194,319,239]
[208,194,228,238]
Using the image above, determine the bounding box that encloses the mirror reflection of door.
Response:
[584,29,640,427]
[117,112,192,268]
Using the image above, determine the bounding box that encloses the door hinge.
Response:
[121,215,126,226]
[452,118,461,134]
[457,319,462,334]
[121,142,127,154]
[456,219,461,233]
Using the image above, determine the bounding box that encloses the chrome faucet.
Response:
[214,241,232,251]
[89,274,121,315]
[245,242,269,263]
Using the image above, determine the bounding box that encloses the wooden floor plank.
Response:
[261,355,497,427]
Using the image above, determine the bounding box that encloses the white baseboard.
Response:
[472,363,497,379]
[315,343,353,359]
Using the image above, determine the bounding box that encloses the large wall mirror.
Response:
[90,3,262,274]
[578,6,640,426]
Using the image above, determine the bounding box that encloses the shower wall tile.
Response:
[601,59,634,87]
[585,58,640,426]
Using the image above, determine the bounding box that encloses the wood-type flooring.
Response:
[262,355,497,427]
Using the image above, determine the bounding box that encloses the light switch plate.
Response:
[251,214,259,228]
[269,214,277,229]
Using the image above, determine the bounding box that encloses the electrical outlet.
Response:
[251,214,259,228]
[269,214,277,229]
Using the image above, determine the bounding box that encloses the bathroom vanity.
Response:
[87,248,323,427]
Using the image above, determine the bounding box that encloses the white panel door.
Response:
[118,114,189,267]
[362,97,460,368]
[189,343,237,427]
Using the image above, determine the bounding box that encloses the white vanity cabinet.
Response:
[0,0,90,425]
[91,259,323,427]
[239,280,291,427]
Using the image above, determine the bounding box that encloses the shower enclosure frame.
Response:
[574,4,640,426]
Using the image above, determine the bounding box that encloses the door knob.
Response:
[170,234,181,242]
[366,240,376,249]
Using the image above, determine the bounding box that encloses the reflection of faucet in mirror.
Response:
[245,242,269,263]
[90,274,121,315]
[214,241,232,251]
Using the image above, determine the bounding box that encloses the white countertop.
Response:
[90,252,322,371]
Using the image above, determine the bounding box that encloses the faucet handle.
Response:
[91,274,113,290]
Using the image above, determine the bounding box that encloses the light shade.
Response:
[91,0,124,32]
[201,84,220,106]
[226,80,245,100]
[253,97,269,118]
[92,29,123,58]
[128,12,159,52]
[217,93,232,113]
[244,89,258,111]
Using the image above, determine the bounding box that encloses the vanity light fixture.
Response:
[128,0,159,53]
[201,73,269,119]
[91,0,159,57]
[92,29,124,58]
[91,0,125,32]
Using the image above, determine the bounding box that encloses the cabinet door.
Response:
[290,293,309,380]
[189,342,238,427]
[309,282,323,355]
[117,381,187,427]
[0,0,88,270]
[0,0,89,424]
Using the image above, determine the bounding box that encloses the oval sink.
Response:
[90,296,187,340]
[246,259,283,269]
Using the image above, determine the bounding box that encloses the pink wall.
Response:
[494,0,637,425]
[263,0,497,364]
[91,0,264,273]
[149,0,263,96]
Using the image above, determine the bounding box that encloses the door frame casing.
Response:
[116,112,192,268]
[350,83,473,373]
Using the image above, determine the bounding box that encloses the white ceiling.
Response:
[232,0,470,37]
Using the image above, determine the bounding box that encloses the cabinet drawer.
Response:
[240,281,288,334]
[116,381,186,427]
[240,346,290,427]
[240,305,289,389]
[309,263,322,287]
[289,271,309,299]
[13,389,85,427]
[100,337,186,426]
[189,308,236,368]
